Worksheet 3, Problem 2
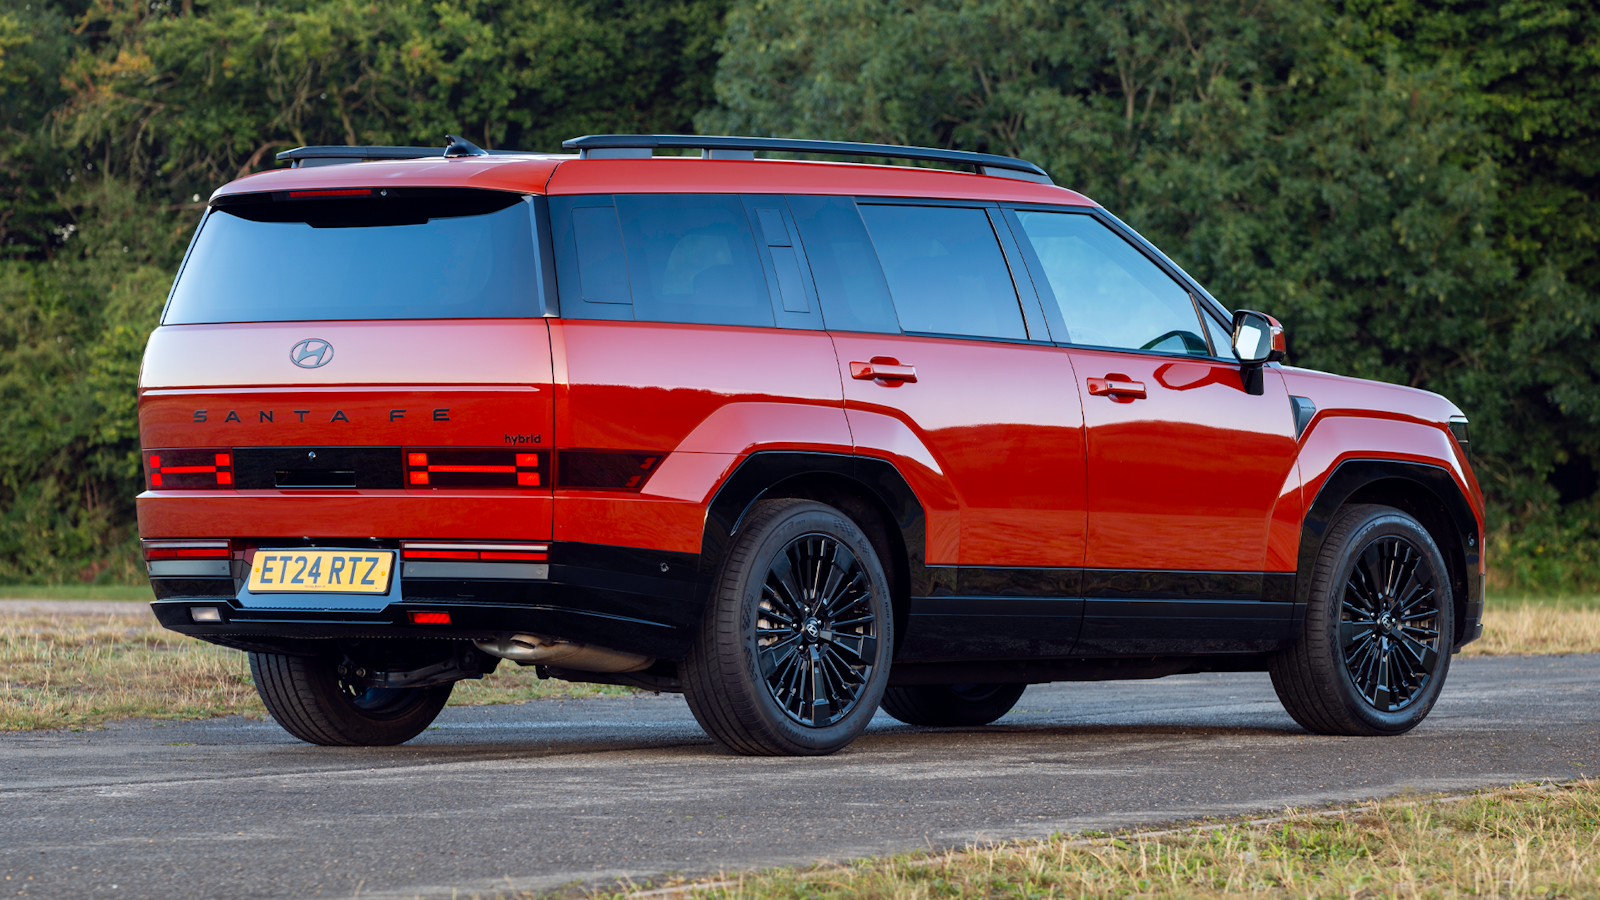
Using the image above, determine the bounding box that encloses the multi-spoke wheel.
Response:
[249,650,452,746]
[681,499,893,755]
[881,682,1027,727]
[1270,504,1455,735]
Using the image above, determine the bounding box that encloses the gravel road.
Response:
[2,654,1595,900]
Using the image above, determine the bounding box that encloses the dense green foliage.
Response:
[0,0,1595,589]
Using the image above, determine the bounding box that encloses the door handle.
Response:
[850,359,917,383]
[1087,376,1147,400]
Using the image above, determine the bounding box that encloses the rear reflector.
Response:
[405,449,547,489]
[408,611,452,625]
[556,451,665,491]
[144,540,230,561]
[401,542,548,561]
[145,450,234,490]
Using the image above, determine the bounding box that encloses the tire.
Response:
[1270,503,1455,736]
[249,651,453,746]
[681,498,894,756]
[881,683,1027,727]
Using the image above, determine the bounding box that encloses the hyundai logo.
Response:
[289,339,335,369]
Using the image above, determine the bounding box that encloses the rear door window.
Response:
[856,204,1028,340]
[555,194,776,327]
[1011,211,1209,356]
[166,189,542,323]
[784,195,900,334]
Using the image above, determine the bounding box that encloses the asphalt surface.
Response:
[2,654,1595,900]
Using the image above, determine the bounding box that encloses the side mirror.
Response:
[1231,310,1285,365]
[1231,310,1285,395]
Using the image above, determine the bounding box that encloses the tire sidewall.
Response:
[728,503,894,753]
[1316,510,1456,734]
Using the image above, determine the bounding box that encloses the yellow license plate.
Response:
[248,550,395,594]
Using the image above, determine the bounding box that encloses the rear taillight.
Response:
[405,449,547,489]
[145,450,233,490]
[143,540,231,560]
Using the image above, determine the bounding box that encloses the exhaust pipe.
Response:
[474,634,653,673]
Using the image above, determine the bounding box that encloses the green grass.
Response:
[0,584,155,602]
[1487,592,1599,611]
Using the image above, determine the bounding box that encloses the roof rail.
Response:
[561,134,1054,184]
[276,135,518,167]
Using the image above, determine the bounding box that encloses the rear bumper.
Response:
[151,541,701,659]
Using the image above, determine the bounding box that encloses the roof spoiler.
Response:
[276,134,517,167]
[561,134,1054,184]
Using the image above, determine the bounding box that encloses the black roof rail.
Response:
[561,134,1054,184]
[276,135,520,167]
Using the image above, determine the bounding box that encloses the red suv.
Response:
[139,134,1484,755]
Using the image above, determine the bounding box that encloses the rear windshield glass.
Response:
[165,190,540,324]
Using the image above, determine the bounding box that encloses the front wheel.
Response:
[681,499,894,756]
[1269,503,1455,736]
[881,683,1027,727]
[249,652,452,746]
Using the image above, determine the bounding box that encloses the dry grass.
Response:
[594,781,1600,900]
[0,611,629,731]
[1465,602,1600,657]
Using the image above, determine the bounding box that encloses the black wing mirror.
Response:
[1231,309,1285,395]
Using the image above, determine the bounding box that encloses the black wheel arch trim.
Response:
[1298,459,1484,646]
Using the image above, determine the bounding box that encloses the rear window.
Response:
[556,194,774,327]
[165,189,541,324]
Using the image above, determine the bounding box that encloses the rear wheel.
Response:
[881,682,1027,727]
[249,651,452,746]
[681,499,893,756]
[1270,503,1454,736]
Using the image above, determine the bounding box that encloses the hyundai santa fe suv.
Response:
[139,133,1485,754]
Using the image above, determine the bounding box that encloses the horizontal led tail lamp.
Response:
[556,451,665,491]
[401,542,548,561]
[405,449,547,489]
[145,450,233,490]
[144,540,230,560]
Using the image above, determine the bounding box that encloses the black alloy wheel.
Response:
[681,498,894,756]
[1339,536,1444,712]
[880,682,1027,727]
[755,533,880,726]
[1270,503,1455,736]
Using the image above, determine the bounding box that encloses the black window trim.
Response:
[1001,202,1237,361]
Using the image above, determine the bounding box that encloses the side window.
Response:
[1012,211,1208,356]
[614,194,774,327]
[857,204,1027,340]
[785,195,900,334]
[1202,310,1234,359]
[555,194,775,327]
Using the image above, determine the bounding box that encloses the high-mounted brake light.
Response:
[287,189,373,198]
[405,449,547,489]
[145,450,234,490]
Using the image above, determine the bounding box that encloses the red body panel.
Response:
[832,333,1088,567]
[137,320,554,541]
[1066,349,1300,572]
[550,320,849,554]
[545,158,1096,204]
